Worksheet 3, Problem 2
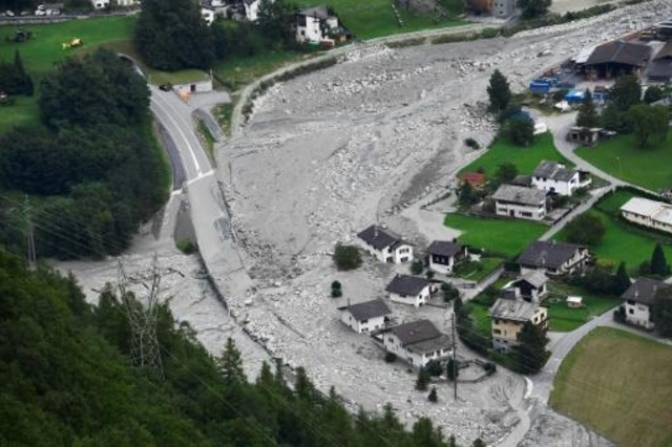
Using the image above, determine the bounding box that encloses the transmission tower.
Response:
[117,253,166,380]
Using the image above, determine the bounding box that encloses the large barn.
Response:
[581,40,652,78]
[648,40,672,83]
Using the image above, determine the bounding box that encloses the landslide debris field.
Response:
[215,2,667,445]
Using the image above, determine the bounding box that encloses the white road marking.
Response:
[151,96,202,176]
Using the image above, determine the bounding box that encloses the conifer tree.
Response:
[487,69,512,113]
[218,337,247,384]
[650,243,670,276]
[614,262,631,295]
[576,89,599,128]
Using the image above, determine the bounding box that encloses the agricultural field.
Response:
[551,327,672,447]
[444,213,547,258]
[576,134,672,192]
[459,133,570,180]
[553,189,672,271]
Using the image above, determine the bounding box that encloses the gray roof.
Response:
[426,240,463,257]
[513,270,548,289]
[406,334,452,355]
[648,60,672,80]
[357,225,405,251]
[533,160,577,182]
[511,174,532,187]
[621,277,666,305]
[340,299,391,321]
[389,319,442,346]
[517,240,585,270]
[585,40,651,67]
[489,298,542,322]
[385,275,430,296]
[492,184,547,206]
[299,5,330,19]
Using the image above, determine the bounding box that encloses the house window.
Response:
[629,309,634,314]
[521,212,533,217]
[361,319,368,324]
[493,329,502,335]
[387,337,394,343]
[399,248,410,254]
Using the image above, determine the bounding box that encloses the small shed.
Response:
[566,296,583,308]
[566,127,601,147]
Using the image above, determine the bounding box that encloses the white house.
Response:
[621,277,665,330]
[357,224,413,264]
[502,270,549,303]
[620,197,672,235]
[531,160,591,196]
[385,274,432,307]
[338,299,392,334]
[426,240,467,275]
[296,5,339,43]
[201,7,215,25]
[493,0,516,18]
[382,320,452,368]
[492,184,548,221]
[517,241,590,277]
[243,0,263,21]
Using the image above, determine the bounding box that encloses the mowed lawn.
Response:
[0,16,136,132]
[459,133,570,179]
[576,134,672,192]
[545,282,619,332]
[554,190,672,270]
[294,0,467,39]
[550,327,672,447]
[444,214,547,257]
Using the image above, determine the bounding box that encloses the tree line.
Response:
[0,48,167,259]
[0,248,481,446]
[134,0,301,72]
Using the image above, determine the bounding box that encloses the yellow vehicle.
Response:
[62,38,83,49]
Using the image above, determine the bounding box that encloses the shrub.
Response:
[426,360,443,377]
[333,244,362,270]
[613,306,626,323]
[331,280,342,298]
[410,260,424,275]
[384,352,397,363]
[415,368,430,391]
[428,387,438,403]
[441,283,460,302]
[176,238,198,255]
[483,362,497,374]
[464,137,480,150]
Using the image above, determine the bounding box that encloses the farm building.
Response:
[581,40,652,78]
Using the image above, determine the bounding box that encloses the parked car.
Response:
[159,84,172,92]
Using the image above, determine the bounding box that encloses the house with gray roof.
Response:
[489,298,548,352]
[517,240,590,277]
[620,197,672,235]
[426,240,467,275]
[385,274,432,307]
[492,184,548,221]
[502,270,549,303]
[338,299,392,333]
[621,277,667,330]
[531,160,591,196]
[357,224,413,264]
[382,319,452,367]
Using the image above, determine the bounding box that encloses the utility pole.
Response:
[24,195,36,270]
[117,254,166,380]
[452,311,457,401]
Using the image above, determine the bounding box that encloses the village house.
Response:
[426,240,468,275]
[90,0,137,8]
[460,172,486,189]
[502,270,549,303]
[295,5,339,43]
[489,298,548,352]
[338,299,392,334]
[382,319,452,368]
[531,160,591,196]
[621,277,666,330]
[201,7,215,25]
[385,274,432,307]
[566,126,601,147]
[620,197,672,235]
[492,184,548,221]
[357,224,413,264]
[517,240,590,277]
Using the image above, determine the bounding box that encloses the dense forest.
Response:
[0,49,167,259]
[0,248,471,446]
[135,0,302,71]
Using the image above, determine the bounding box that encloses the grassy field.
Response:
[554,190,672,270]
[459,133,570,179]
[545,283,619,332]
[550,327,672,447]
[0,17,136,133]
[454,257,503,282]
[576,134,672,192]
[444,214,547,258]
[213,51,320,91]
[467,302,492,337]
[293,0,467,40]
